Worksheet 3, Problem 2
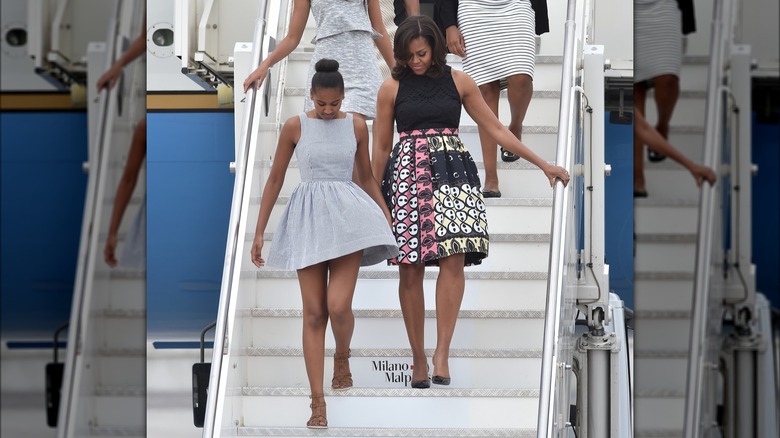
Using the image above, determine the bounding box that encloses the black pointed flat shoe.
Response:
[648,149,667,162]
[431,375,451,385]
[501,147,520,162]
[482,190,502,198]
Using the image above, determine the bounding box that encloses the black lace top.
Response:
[394,65,462,133]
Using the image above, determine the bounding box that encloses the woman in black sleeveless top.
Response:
[371,15,569,388]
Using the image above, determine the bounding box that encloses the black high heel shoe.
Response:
[431,375,451,385]
[411,365,430,388]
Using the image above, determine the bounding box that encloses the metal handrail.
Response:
[684,0,730,436]
[537,0,584,435]
[55,2,122,436]
[201,1,269,436]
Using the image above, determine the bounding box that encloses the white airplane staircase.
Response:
[200,0,631,437]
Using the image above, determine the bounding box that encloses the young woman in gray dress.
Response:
[242,0,394,120]
[372,16,569,389]
[250,60,398,429]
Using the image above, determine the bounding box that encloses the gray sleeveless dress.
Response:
[265,113,399,270]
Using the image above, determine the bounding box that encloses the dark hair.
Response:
[311,58,344,93]
[391,15,448,79]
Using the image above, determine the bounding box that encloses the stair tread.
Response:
[235,426,536,437]
[240,386,540,397]
[243,308,545,319]
[241,347,542,358]
[241,270,549,280]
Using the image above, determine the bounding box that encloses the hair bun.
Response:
[314,58,339,73]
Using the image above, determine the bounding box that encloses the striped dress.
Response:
[458,0,536,88]
[634,0,683,83]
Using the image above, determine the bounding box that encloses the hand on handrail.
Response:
[243,63,270,93]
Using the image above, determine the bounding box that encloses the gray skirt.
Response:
[305,30,383,119]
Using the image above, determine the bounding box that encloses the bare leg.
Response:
[506,73,533,146]
[478,81,501,193]
[398,263,428,383]
[651,74,680,139]
[432,253,466,381]
[326,250,362,389]
[297,262,329,427]
[633,83,648,194]
[298,263,329,394]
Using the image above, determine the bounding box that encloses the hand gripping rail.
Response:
[201,1,269,436]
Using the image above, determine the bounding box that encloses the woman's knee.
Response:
[303,307,329,329]
[399,265,425,290]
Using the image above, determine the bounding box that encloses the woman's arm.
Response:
[354,116,392,222]
[368,0,395,70]
[250,116,299,267]
[371,79,399,182]
[635,111,716,186]
[97,16,147,91]
[104,119,146,266]
[454,70,570,187]
[405,0,420,16]
[243,0,310,92]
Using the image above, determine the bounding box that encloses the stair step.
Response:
[634,319,691,350]
[235,426,536,437]
[239,388,540,428]
[634,202,699,234]
[88,425,144,437]
[241,270,548,280]
[245,308,545,319]
[241,386,539,398]
[634,389,686,398]
[634,240,696,273]
[634,397,684,431]
[241,347,542,358]
[244,354,542,389]
[248,277,549,310]
[635,431,683,438]
[248,317,544,349]
[94,385,146,397]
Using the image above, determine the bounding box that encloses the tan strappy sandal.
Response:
[307,393,327,429]
[331,350,353,390]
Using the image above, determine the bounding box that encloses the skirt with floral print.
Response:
[381,128,489,266]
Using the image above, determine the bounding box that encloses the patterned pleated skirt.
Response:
[381,128,489,266]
